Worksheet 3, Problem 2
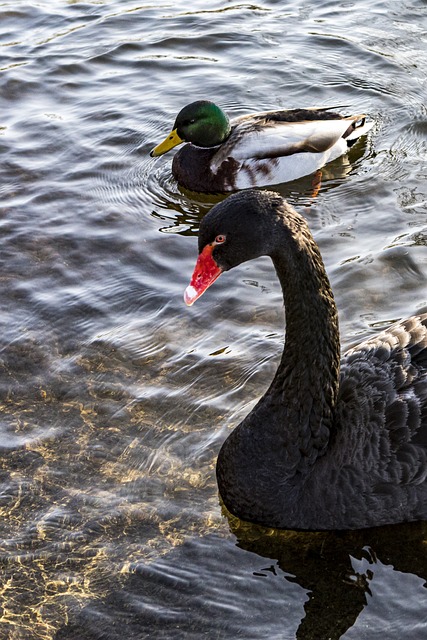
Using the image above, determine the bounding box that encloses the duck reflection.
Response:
[150,150,362,237]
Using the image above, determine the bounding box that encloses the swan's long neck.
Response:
[263,215,341,468]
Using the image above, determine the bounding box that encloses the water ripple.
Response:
[1,1,427,638]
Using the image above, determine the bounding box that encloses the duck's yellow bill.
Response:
[150,128,184,157]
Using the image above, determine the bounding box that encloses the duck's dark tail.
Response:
[344,116,374,146]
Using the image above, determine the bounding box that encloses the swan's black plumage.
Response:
[190,190,427,530]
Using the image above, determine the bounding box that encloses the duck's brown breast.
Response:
[172,144,240,193]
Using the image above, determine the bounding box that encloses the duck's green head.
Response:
[150,100,231,157]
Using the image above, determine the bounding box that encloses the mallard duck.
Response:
[150,100,373,193]
[184,190,427,530]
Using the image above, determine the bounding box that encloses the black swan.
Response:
[184,190,427,530]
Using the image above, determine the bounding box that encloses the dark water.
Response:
[1,1,427,638]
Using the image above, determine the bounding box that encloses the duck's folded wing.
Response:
[212,117,361,169]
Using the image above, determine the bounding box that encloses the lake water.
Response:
[1,1,427,638]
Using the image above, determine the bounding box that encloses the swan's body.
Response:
[184,190,427,530]
[150,101,373,193]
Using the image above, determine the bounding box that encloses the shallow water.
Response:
[0,1,426,638]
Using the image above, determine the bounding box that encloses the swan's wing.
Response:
[211,111,367,171]
[339,314,427,486]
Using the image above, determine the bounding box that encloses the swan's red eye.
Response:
[215,235,226,244]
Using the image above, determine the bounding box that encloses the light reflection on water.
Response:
[0,1,427,638]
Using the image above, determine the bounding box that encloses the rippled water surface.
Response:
[1,1,427,638]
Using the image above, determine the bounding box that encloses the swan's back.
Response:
[335,314,427,522]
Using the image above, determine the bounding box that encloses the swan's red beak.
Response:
[184,244,223,306]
